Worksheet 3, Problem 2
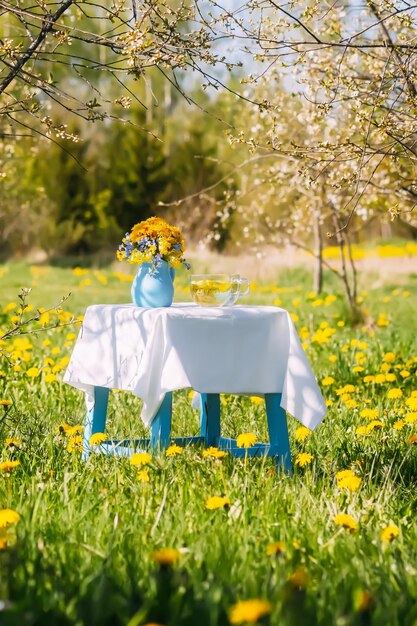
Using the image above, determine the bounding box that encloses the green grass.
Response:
[1,262,417,626]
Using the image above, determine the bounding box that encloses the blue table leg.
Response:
[265,393,292,473]
[82,386,109,461]
[150,392,173,449]
[200,393,221,447]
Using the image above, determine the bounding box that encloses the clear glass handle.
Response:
[226,274,250,305]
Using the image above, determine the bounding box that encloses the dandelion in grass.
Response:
[137,469,150,483]
[165,444,183,457]
[408,435,417,445]
[56,424,70,435]
[66,425,83,437]
[356,426,368,436]
[393,421,405,430]
[249,396,264,405]
[384,352,396,363]
[89,433,107,447]
[295,427,311,442]
[202,447,227,459]
[295,453,313,467]
[405,412,417,424]
[386,373,397,382]
[336,470,362,492]
[366,420,384,432]
[152,547,181,566]
[288,567,308,588]
[266,541,286,556]
[387,388,403,400]
[67,435,83,453]
[5,438,20,448]
[229,599,271,625]
[205,496,230,510]
[333,513,358,532]
[236,433,256,448]
[322,376,335,386]
[0,400,12,407]
[406,397,417,411]
[26,367,40,379]
[0,461,20,472]
[360,408,378,420]
[44,373,57,383]
[130,451,152,466]
[380,525,400,544]
[363,375,375,383]
[0,509,20,527]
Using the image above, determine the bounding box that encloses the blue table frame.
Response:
[82,387,292,472]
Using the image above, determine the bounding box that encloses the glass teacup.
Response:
[190,274,250,307]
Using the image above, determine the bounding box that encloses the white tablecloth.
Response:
[64,303,326,430]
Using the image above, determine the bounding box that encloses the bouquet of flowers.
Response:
[117,217,190,272]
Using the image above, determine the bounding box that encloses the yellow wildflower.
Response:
[336,469,362,491]
[360,408,378,420]
[363,375,375,383]
[295,453,313,467]
[408,435,417,445]
[266,541,286,556]
[288,567,308,588]
[405,412,417,424]
[384,352,396,363]
[5,438,20,448]
[295,427,311,442]
[130,452,152,466]
[26,367,40,378]
[356,426,368,436]
[152,547,181,566]
[66,425,83,437]
[333,513,358,532]
[374,374,386,384]
[0,400,12,407]
[249,396,264,405]
[44,373,57,383]
[236,433,256,448]
[89,433,107,446]
[137,469,150,482]
[55,424,70,435]
[0,509,20,527]
[165,444,183,457]
[0,461,20,471]
[387,388,403,400]
[366,420,384,431]
[67,435,83,453]
[400,370,410,379]
[380,525,400,544]
[393,421,405,430]
[229,599,271,625]
[385,373,397,382]
[322,376,335,386]
[202,447,227,459]
[205,496,230,510]
[405,397,417,411]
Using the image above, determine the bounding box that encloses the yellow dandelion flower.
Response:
[387,388,403,400]
[137,469,150,482]
[380,525,399,544]
[295,453,313,467]
[202,447,227,459]
[405,397,417,411]
[393,421,405,430]
[89,432,107,446]
[229,599,271,625]
[44,373,57,383]
[400,370,410,379]
[374,374,386,384]
[352,366,364,373]
[5,438,20,448]
[385,373,397,382]
[26,367,40,378]
[333,513,358,532]
[0,400,12,407]
[295,426,311,442]
[329,355,337,363]
[366,420,384,431]
[66,425,83,437]
[356,426,368,436]
[249,396,264,405]
[408,434,417,445]
[236,433,257,448]
[288,567,308,588]
[0,509,20,527]
[55,424,70,435]
[130,451,152,466]
[67,435,83,453]
[360,408,378,420]
[205,496,230,510]
[266,541,286,556]
[322,376,335,386]
[383,352,395,363]
[165,444,183,457]
[0,461,20,471]
[152,547,181,566]
[363,375,375,383]
[337,471,362,492]
[405,412,417,424]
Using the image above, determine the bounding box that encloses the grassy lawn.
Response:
[1,261,417,625]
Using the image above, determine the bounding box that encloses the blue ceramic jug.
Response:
[131,261,175,307]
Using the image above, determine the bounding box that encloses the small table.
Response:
[64,304,326,471]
